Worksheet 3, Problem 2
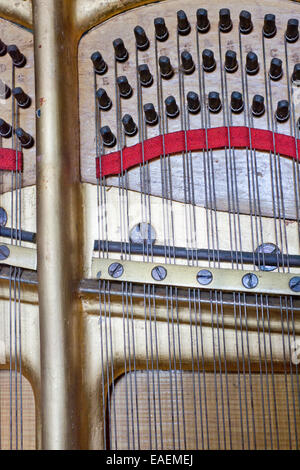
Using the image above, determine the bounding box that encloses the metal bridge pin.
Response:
[134,26,149,51]
[0,39,7,56]
[219,8,233,33]
[239,10,253,34]
[100,126,116,147]
[196,8,210,34]
[275,100,290,123]
[208,91,222,113]
[96,88,112,111]
[113,38,128,62]
[117,76,133,99]
[154,17,169,42]
[159,56,174,79]
[144,103,158,126]
[12,87,31,108]
[246,51,259,75]
[90,51,107,75]
[181,50,195,75]
[122,114,138,136]
[177,10,191,36]
[165,96,179,118]
[15,127,34,149]
[263,14,276,38]
[285,18,299,43]
[7,45,26,67]
[138,64,153,87]
[187,91,200,114]
[251,94,265,117]
[269,58,283,81]
[242,273,258,289]
[225,50,238,73]
[292,64,300,85]
[0,118,12,138]
[151,266,167,281]
[202,49,216,73]
[0,79,11,99]
[231,91,244,114]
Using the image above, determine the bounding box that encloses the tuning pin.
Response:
[298,117,300,130]
[0,39,7,56]
[91,51,107,75]
[0,79,11,99]
[187,91,200,114]
[138,64,153,87]
[96,88,112,111]
[292,64,300,84]
[113,38,128,62]
[134,26,149,51]
[208,91,222,113]
[181,51,195,75]
[225,50,238,73]
[263,14,276,38]
[117,76,132,99]
[0,118,12,138]
[165,96,179,118]
[122,114,138,136]
[275,100,290,122]
[15,128,34,148]
[154,18,169,42]
[12,87,31,108]
[177,10,190,36]
[202,49,216,72]
[196,8,210,33]
[144,103,158,126]
[246,52,259,75]
[7,45,26,67]
[100,126,116,147]
[231,91,244,114]
[269,58,283,81]
[239,10,253,34]
[219,8,232,33]
[159,56,174,79]
[285,19,299,43]
[252,94,265,117]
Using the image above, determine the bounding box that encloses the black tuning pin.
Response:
[275,100,289,122]
[292,64,300,84]
[138,64,153,87]
[117,76,132,99]
[0,118,12,138]
[263,14,276,38]
[134,26,149,51]
[177,10,190,36]
[285,19,299,43]
[269,58,283,81]
[231,91,244,114]
[181,51,195,75]
[239,10,253,34]
[12,87,31,108]
[122,114,138,136]
[225,50,238,73]
[187,91,200,114]
[0,39,7,56]
[165,96,179,118]
[0,79,11,99]
[100,126,116,147]
[208,91,222,113]
[144,103,158,126]
[298,117,300,130]
[202,49,216,72]
[15,128,34,149]
[219,8,232,33]
[196,8,210,33]
[113,38,128,62]
[91,51,107,75]
[159,56,174,79]
[246,52,259,75]
[252,95,265,117]
[96,88,112,111]
[7,45,26,67]
[154,18,169,42]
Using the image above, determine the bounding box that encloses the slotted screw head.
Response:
[0,245,10,260]
[242,273,258,289]
[197,269,213,285]
[151,266,167,281]
[108,262,124,278]
[289,277,300,292]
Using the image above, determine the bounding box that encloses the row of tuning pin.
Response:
[0,119,34,148]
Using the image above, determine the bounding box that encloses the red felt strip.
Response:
[0,148,23,171]
[96,126,300,178]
